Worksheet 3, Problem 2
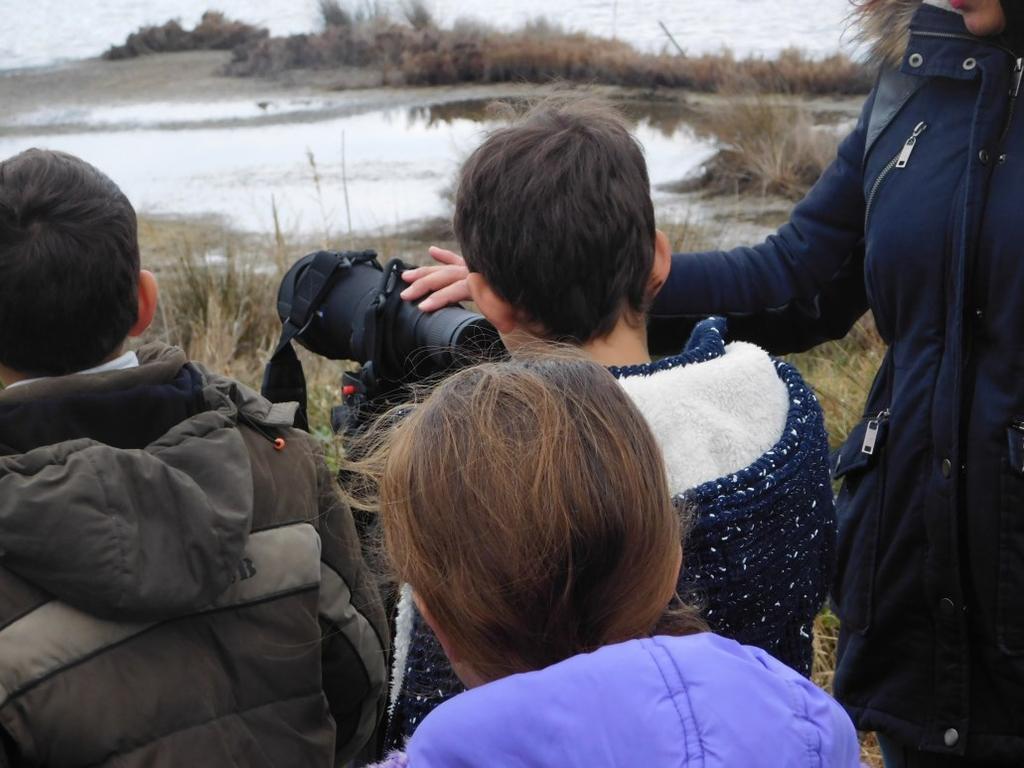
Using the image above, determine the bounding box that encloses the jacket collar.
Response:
[4,350,140,392]
[609,316,727,379]
[0,344,205,455]
[0,343,187,406]
[406,634,859,766]
[856,0,965,67]
[0,342,299,456]
[860,0,1019,68]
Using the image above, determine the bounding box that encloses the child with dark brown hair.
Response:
[0,149,388,766]
[360,355,857,767]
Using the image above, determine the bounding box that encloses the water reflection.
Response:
[408,97,703,138]
[0,95,716,234]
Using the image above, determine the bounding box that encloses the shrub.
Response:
[219,12,870,96]
[320,0,353,28]
[103,11,268,59]
[107,8,870,96]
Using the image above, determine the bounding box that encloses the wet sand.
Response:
[0,51,552,136]
[1,52,285,118]
[1,50,862,132]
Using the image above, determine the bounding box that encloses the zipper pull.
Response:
[896,122,929,169]
[1011,58,1023,98]
[861,409,890,456]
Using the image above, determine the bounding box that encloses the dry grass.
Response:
[157,243,279,382]
[105,9,869,94]
[789,315,885,450]
[234,21,872,94]
[813,611,883,767]
[659,215,718,255]
[138,213,457,435]
[689,97,843,200]
[211,10,870,95]
[151,237,350,451]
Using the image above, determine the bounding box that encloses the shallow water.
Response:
[1,1,855,235]
[0,96,717,234]
[3,0,854,71]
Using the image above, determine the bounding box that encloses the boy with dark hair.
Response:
[389,96,835,746]
[0,149,388,767]
[452,98,661,353]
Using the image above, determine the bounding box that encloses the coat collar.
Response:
[0,343,186,406]
[856,0,965,68]
[0,342,298,454]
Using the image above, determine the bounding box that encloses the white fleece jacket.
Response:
[617,342,790,495]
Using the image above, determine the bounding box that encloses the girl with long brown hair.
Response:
[360,355,857,767]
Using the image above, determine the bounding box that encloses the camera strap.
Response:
[364,259,408,382]
[262,250,355,430]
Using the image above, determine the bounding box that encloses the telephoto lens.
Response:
[275,251,381,362]
[275,250,502,384]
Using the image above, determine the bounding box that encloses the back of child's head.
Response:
[453,96,656,344]
[372,352,703,684]
[0,149,140,376]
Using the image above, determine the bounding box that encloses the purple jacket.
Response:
[371,633,860,767]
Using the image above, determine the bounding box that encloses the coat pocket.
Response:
[831,410,890,635]
[997,423,1024,655]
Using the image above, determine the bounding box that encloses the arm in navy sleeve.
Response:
[649,91,876,357]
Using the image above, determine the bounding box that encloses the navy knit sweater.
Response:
[385,319,836,749]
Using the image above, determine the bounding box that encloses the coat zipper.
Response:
[862,409,891,456]
[865,122,928,228]
[998,58,1024,145]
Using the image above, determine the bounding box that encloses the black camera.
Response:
[262,249,502,433]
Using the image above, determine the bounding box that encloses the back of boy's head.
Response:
[373,353,703,683]
[0,149,140,376]
[453,96,656,343]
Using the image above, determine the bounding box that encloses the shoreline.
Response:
[0,50,863,133]
[0,51,353,128]
[0,50,863,243]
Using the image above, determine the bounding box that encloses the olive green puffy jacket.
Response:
[0,344,388,767]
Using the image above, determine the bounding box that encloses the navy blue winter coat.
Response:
[649,4,1024,764]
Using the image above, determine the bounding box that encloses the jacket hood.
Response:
[614,318,790,494]
[405,634,860,768]
[0,344,297,620]
[855,0,959,67]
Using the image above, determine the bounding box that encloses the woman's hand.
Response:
[400,247,471,312]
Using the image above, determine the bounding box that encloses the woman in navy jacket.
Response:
[649,1,1024,765]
